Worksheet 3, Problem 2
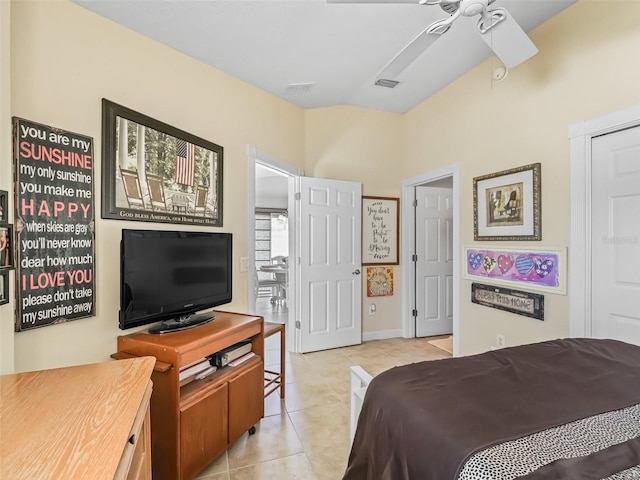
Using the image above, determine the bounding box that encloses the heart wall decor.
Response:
[468,253,483,270]
[464,246,567,295]
[515,256,534,275]
[483,257,497,274]
[497,255,514,274]
[534,258,555,278]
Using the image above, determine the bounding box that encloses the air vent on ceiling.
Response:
[375,79,400,89]
[284,82,316,95]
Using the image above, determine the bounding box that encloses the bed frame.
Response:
[345,339,640,480]
[349,365,372,444]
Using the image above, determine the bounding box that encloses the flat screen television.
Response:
[119,229,232,333]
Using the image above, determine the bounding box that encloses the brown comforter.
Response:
[342,338,640,480]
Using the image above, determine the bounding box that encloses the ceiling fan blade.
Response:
[477,9,538,68]
[376,20,450,81]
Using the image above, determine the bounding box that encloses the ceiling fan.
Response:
[328,0,538,86]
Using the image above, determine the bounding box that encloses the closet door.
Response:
[415,186,453,337]
[591,125,640,344]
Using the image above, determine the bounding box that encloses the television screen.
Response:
[120,229,232,332]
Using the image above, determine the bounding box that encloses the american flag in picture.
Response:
[175,139,195,186]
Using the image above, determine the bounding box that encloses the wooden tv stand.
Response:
[113,311,265,480]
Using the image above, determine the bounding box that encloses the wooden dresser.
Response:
[0,356,155,480]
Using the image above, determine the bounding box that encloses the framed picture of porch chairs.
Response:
[101,99,224,226]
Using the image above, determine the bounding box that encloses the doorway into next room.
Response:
[254,164,290,325]
[401,164,460,356]
[413,176,454,341]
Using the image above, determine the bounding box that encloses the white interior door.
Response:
[298,177,362,353]
[592,125,640,344]
[415,186,453,337]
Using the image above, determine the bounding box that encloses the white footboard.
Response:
[349,365,373,444]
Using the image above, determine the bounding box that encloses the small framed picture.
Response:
[0,224,14,269]
[0,270,8,305]
[473,163,541,241]
[0,190,7,225]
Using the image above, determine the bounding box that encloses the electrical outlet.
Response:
[496,334,506,348]
[240,257,249,272]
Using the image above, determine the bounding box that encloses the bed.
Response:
[343,338,640,480]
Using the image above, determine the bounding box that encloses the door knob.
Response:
[353,269,361,275]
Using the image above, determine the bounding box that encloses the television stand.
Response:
[112,311,265,480]
[148,312,216,334]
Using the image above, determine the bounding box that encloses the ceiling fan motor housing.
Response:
[459,0,489,17]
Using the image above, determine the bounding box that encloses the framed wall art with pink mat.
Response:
[464,246,566,295]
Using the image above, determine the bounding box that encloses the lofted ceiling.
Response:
[73,0,576,114]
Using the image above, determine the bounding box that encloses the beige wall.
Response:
[401,0,640,354]
[1,0,14,374]
[8,1,305,372]
[304,106,404,335]
[4,0,640,372]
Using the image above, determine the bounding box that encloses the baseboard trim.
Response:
[362,329,402,342]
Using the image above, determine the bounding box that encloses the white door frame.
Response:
[569,105,640,337]
[247,145,303,351]
[401,164,460,356]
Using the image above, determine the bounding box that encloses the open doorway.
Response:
[254,167,289,323]
[247,146,302,350]
[401,164,460,356]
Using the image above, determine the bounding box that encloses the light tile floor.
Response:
[194,298,451,480]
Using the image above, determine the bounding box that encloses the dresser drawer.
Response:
[115,379,153,480]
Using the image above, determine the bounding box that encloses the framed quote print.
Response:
[362,196,399,265]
